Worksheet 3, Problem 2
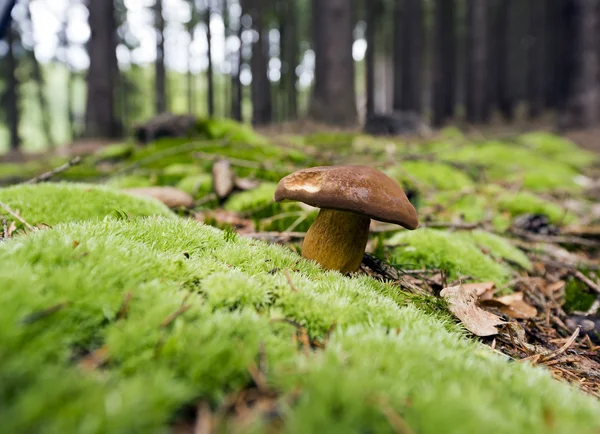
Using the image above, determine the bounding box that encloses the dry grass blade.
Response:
[117,292,133,320]
[284,269,299,292]
[160,305,192,327]
[79,345,109,371]
[20,302,68,324]
[571,270,600,295]
[0,200,35,231]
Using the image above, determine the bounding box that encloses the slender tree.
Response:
[154,0,167,114]
[496,0,513,120]
[393,0,423,113]
[432,0,456,126]
[527,0,545,118]
[248,0,272,125]
[365,0,375,119]
[544,0,560,108]
[465,0,489,123]
[285,0,298,120]
[4,25,20,151]
[562,0,600,128]
[310,0,357,126]
[205,0,215,116]
[85,0,118,138]
[231,0,243,121]
[186,1,199,114]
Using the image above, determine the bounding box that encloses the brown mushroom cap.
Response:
[274,165,418,229]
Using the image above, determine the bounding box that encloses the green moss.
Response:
[465,230,532,270]
[564,277,597,313]
[497,191,577,225]
[386,228,512,284]
[197,117,271,147]
[95,143,136,161]
[1,217,599,433]
[224,183,278,215]
[176,174,213,198]
[0,182,174,228]
[518,132,596,169]
[428,191,489,223]
[387,161,474,191]
[442,141,581,192]
[0,161,46,181]
[106,175,155,189]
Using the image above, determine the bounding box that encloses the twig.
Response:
[23,156,82,184]
[571,270,600,295]
[160,305,191,327]
[0,200,35,231]
[284,269,299,292]
[117,292,133,320]
[241,231,306,242]
[511,229,600,248]
[20,302,68,324]
[540,326,580,363]
[585,297,600,316]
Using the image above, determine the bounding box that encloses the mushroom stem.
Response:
[301,208,371,273]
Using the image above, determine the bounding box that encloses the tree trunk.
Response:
[85,0,118,138]
[285,0,298,120]
[249,0,272,125]
[527,0,545,118]
[309,0,357,126]
[154,0,167,114]
[496,0,513,120]
[432,0,456,126]
[392,0,402,111]
[544,0,561,108]
[394,0,422,113]
[186,7,196,115]
[206,3,215,117]
[231,2,243,121]
[561,0,600,128]
[365,0,375,119]
[5,26,20,151]
[465,0,489,124]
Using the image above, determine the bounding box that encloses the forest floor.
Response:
[0,117,599,433]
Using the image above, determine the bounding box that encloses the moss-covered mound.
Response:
[1,217,600,433]
[0,183,174,227]
[386,161,474,192]
[386,228,515,284]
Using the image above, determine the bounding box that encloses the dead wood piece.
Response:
[23,156,82,184]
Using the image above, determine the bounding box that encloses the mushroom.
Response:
[274,165,418,273]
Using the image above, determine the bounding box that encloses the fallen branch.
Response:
[571,270,600,295]
[23,156,82,184]
[511,229,600,248]
[0,200,35,231]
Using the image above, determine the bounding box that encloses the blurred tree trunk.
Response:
[154,0,167,114]
[25,2,54,149]
[432,0,456,126]
[206,2,215,116]
[249,0,272,125]
[5,26,20,151]
[544,0,561,108]
[561,0,600,128]
[85,0,118,138]
[496,0,513,120]
[556,0,576,116]
[310,0,357,126]
[394,0,422,113]
[527,0,545,118]
[466,0,489,123]
[231,1,243,121]
[365,0,375,119]
[186,3,197,115]
[222,0,230,118]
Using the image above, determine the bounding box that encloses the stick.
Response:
[0,200,35,231]
[571,270,600,295]
[23,156,82,184]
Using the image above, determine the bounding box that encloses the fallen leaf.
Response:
[461,281,495,299]
[235,177,261,191]
[543,280,566,296]
[440,284,505,336]
[195,210,255,233]
[212,159,235,199]
[124,187,194,208]
[483,292,537,319]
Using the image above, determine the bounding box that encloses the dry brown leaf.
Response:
[235,177,261,191]
[195,210,255,233]
[461,281,496,299]
[543,280,566,296]
[485,292,537,319]
[212,159,235,199]
[440,284,505,336]
[124,187,194,208]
